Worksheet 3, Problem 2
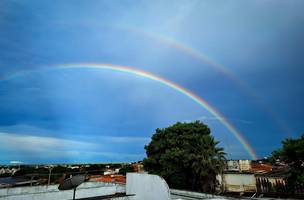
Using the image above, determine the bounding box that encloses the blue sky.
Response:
[0,0,303,164]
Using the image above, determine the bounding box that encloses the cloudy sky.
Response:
[0,0,303,164]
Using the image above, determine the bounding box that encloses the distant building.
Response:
[132,163,145,173]
[251,162,273,174]
[225,160,251,172]
[90,174,126,184]
[255,166,289,194]
[104,169,115,175]
[239,160,251,172]
[220,160,256,194]
[67,165,79,169]
[225,160,240,171]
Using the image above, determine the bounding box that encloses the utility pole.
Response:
[30,175,33,186]
[73,188,76,200]
[48,166,53,186]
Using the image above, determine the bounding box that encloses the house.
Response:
[225,160,251,172]
[225,160,240,171]
[239,160,251,172]
[251,162,273,174]
[255,166,289,193]
[90,174,126,184]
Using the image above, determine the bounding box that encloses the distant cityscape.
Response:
[0,159,297,197]
[0,162,144,187]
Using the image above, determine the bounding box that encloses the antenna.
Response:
[58,174,86,200]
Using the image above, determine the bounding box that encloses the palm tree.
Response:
[191,135,226,192]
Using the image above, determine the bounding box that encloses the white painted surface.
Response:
[170,189,229,200]
[223,173,256,192]
[170,189,250,200]
[0,182,125,200]
[126,173,170,200]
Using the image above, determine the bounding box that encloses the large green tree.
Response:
[270,134,304,193]
[143,121,226,192]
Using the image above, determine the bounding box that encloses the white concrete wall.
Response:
[126,173,170,200]
[223,173,256,192]
[0,182,125,200]
[170,189,227,199]
[170,189,252,200]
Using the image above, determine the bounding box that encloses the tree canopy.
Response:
[118,165,135,175]
[270,134,304,193]
[143,121,226,192]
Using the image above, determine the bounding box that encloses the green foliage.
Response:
[143,121,226,193]
[13,166,49,177]
[52,166,68,174]
[84,164,105,175]
[270,134,304,193]
[118,165,135,175]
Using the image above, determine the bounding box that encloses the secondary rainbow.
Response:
[120,26,291,136]
[120,26,238,80]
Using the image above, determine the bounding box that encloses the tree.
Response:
[84,164,105,175]
[143,121,226,193]
[270,134,304,193]
[118,165,135,175]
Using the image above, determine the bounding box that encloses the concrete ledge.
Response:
[0,182,126,200]
[170,189,231,200]
[78,193,135,200]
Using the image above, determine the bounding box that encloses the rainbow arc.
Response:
[0,63,257,159]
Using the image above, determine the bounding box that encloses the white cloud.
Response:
[10,160,23,164]
[0,132,96,153]
[0,131,147,162]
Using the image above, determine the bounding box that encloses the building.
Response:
[90,174,126,184]
[220,172,256,193]
[132,163,145,173]
[104,169,116,175]
[225,160,240,171]
[255,166,289,194]
[225,160,251,172]
[251,162,273,174]
[239,160,251,172]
